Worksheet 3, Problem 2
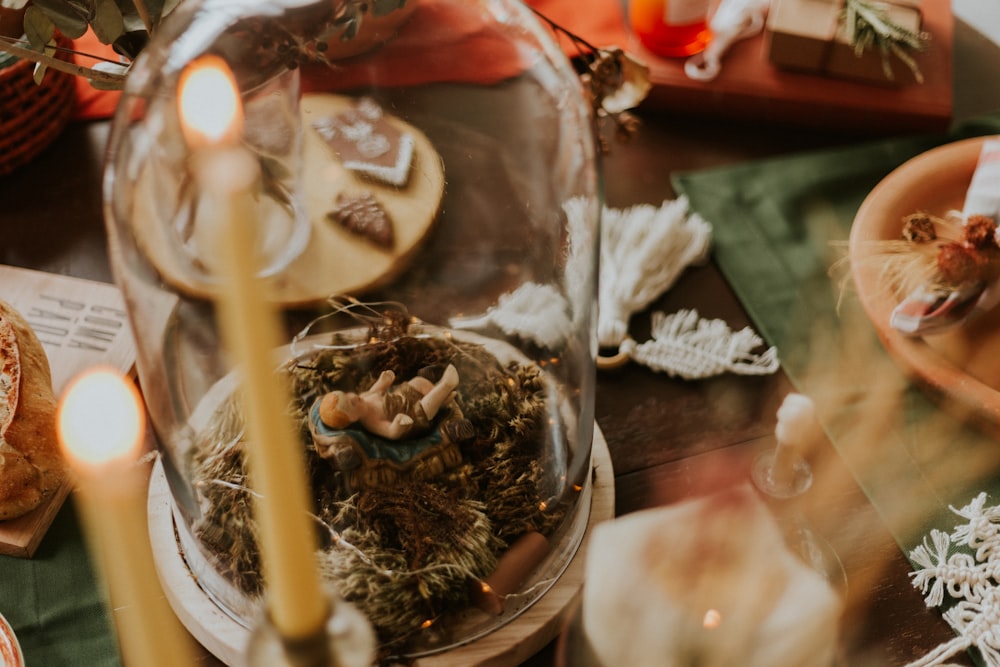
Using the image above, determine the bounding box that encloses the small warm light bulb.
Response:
[177,54,243,148]
[58,368,144,468]
[702,608,722,630]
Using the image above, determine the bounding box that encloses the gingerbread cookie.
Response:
[312,96,414,187]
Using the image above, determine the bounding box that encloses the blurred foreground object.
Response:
[582,485,842,667]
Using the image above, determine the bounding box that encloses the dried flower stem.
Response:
[0,36,126,84]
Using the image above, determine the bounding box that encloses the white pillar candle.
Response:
[771,393,819,486]
[582,484,841,667]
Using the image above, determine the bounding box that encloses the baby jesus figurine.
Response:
[318,364,460,440]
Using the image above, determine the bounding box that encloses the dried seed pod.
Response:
[963,214,998,249]
[937,242,985,287]
[902,212,937,243]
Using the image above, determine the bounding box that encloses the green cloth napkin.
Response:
[2,498,120,666]
[673,113,1000,550]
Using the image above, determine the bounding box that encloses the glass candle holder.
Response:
[103,0,600,660]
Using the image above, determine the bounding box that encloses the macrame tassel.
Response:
[451,198,777,381]
[450,282,572,350]
[598,197,712,348]
[619,309,779,380]
[903,636,973,667]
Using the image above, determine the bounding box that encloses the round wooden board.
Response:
[131,93,445,307]
[148,425,615,666]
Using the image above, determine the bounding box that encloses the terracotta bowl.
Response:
[848,135,1000,434]
[0,612,24,667]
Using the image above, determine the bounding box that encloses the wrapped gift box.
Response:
[767,0,924,86]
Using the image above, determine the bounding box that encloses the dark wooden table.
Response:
[3,15,1000,667]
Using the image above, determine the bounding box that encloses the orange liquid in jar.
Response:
[629,0,713,58]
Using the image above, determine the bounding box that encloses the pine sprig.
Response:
[842,0,929,83]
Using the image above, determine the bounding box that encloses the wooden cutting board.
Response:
[0,264,136,558]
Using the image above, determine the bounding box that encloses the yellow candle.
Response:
[177,56,329,641]
[58,367,196,667]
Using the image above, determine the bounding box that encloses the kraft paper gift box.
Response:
[766,0,924,86]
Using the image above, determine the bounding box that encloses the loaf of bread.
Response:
[0,299,63,521]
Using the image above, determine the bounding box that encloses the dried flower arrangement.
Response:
[188,310,570,657]
[852,211,1000,336]
[870,213,1000,296]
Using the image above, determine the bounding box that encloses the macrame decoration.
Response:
[450,198,778,380]
[620,309,780,379]
[598,197,712,347]
[907,492,1000,666]
[597,198,778,378]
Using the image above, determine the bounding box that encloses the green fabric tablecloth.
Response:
[673,113,1000,552]
[2,498,120,665]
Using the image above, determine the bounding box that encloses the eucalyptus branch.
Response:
[527,6,601,59]
[0,36,127,85]
[131,0,154,36]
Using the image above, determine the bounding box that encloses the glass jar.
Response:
[628,0,713,57]
[104,0,600,659]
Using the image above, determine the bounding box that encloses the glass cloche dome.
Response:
[103,0,600,660]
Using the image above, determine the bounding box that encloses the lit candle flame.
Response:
[177,54,243,148]
[58,367,144,469]
[703,608,722,630]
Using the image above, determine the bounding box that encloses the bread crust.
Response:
[0,300,63,520]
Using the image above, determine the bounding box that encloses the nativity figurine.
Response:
[308,364,475,491]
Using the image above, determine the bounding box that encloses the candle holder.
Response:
[751,393,818,499]
[104,0,601,662]
[245,589,376,667]
[750,445,813,499]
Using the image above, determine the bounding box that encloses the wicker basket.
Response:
[0,34,76,177]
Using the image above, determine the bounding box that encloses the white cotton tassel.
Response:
[621,309,779,379]
[449,282,572,350]
[599,197,712,349]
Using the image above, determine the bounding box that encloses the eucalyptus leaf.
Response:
[133,0,165,24]
[342,16,359,40]
[371,0,405,17]
[32,60,48,84]
[23,7,54,50]
[32,0,88,38]
[112,29,146,59]
[120,12,145,33]
[91,0,124,44]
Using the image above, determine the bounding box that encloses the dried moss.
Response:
[188,328,569,652]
